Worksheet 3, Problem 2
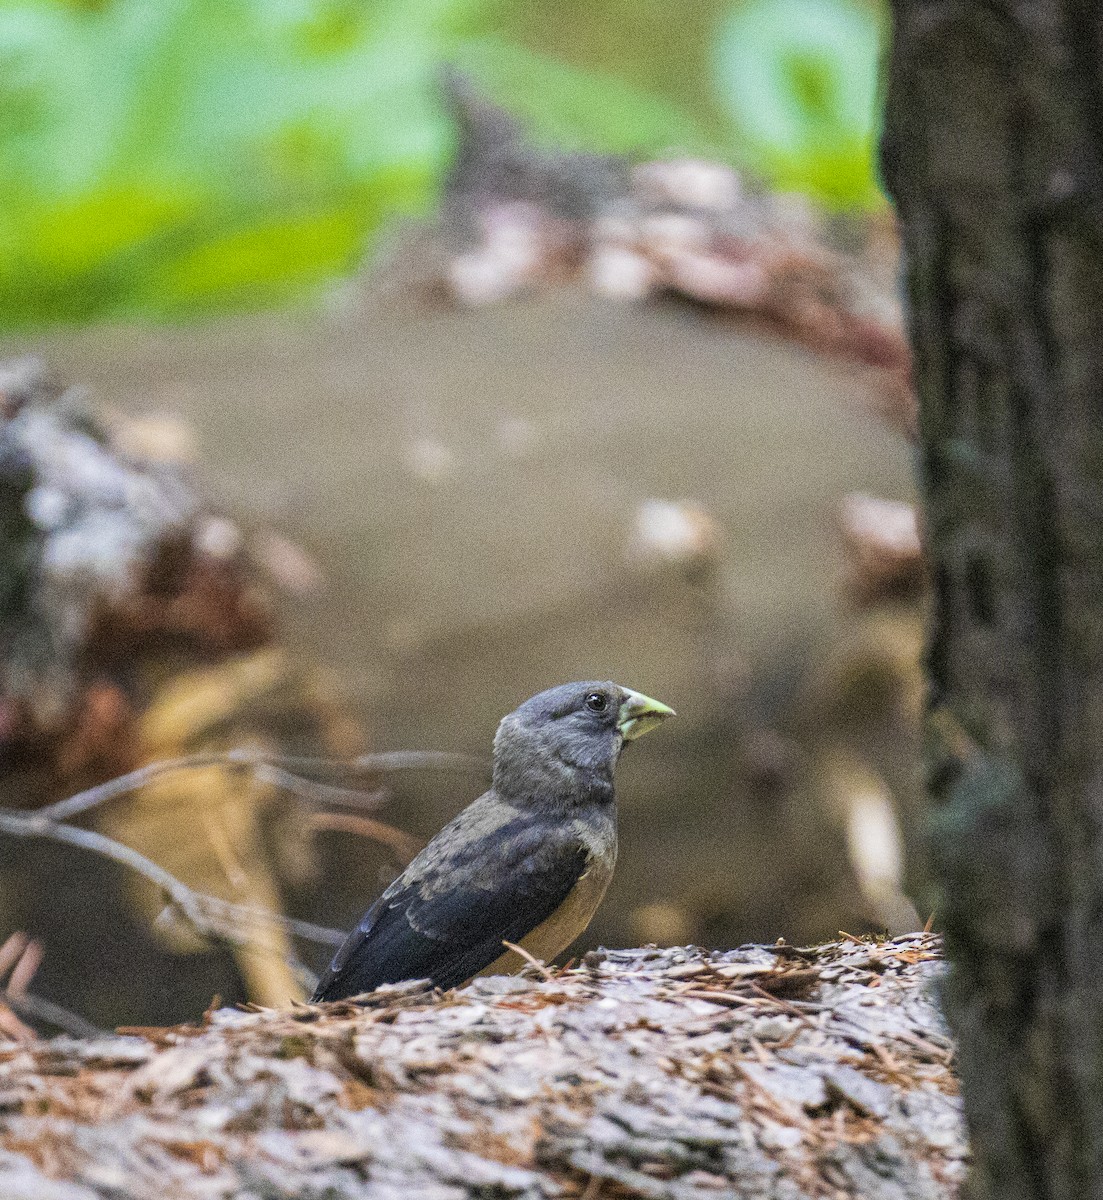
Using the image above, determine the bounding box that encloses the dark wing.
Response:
[312,816,588,1001]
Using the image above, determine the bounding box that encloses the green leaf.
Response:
[142,209,365,305]
[24,185,198,273]
[713,0,884,208]
[454,36,713,159]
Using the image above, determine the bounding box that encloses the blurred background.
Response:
[0,0,926,1031]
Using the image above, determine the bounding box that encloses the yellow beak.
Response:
[617,688,676,741]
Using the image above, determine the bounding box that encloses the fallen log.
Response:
[0,934,965,1199]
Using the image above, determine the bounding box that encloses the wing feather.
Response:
[312,810,588,1000]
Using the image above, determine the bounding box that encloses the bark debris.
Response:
[0,935,964,1199]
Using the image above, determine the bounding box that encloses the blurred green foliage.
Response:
[452,37,712,159]
[0,0,884,330]
[713,0,883,208]
[0,0,467,326]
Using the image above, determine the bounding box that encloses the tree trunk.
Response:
[882,4,1103,1197]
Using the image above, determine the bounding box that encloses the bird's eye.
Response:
[585,692,608,712]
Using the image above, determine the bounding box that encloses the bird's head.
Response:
[492,681,675,806]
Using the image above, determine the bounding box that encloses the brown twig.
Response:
[305,811,422,863]
[748,981,819,1022]
[0,934,38,1040]
[501,940,555,980]
[0,933,103,1039]
[6,935,42,996]
[4,987,103,1039]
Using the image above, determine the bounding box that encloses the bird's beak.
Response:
[617,689,676,741]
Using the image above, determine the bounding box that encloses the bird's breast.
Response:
[479,820,616,977]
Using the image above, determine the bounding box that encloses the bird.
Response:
[312,680,674,1001]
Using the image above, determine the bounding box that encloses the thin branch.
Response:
[0,810,345,949]
[305,811,423,864]
[251,763,390,812]
[38,751,260,823]
[349,751,489,776]
[4,989,103,1040]
[38,749,488,824]
[500,940,555,981]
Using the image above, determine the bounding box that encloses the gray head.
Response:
[492,681,675,808]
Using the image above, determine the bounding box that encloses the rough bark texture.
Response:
[882,4,1103,1198]
[0,938,963,1200]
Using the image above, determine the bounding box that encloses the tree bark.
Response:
[882,4,1103,1197]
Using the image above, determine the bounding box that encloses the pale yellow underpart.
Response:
[478,847,616,977]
